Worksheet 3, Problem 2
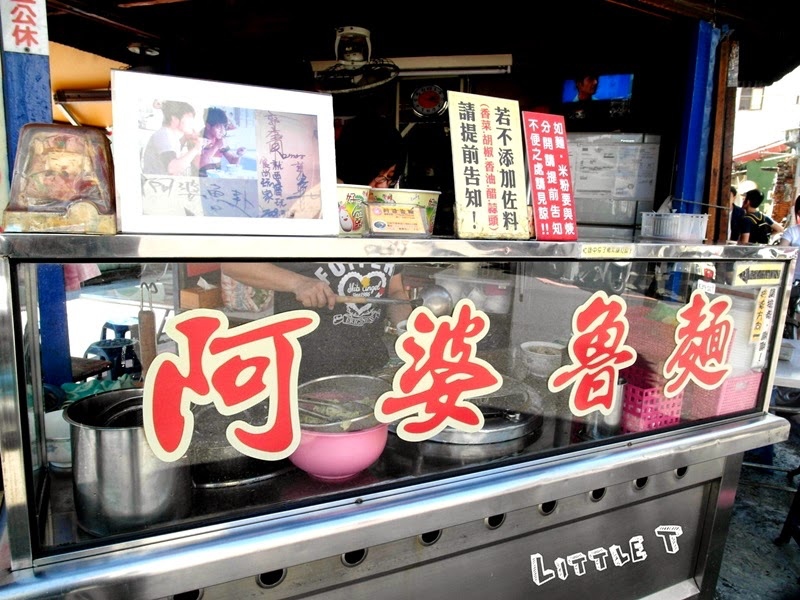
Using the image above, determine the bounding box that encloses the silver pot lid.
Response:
[419,407,541,445]
[388,376,543,445]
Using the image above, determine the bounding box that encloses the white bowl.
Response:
[45,409,72,470]
[520,341,565,379]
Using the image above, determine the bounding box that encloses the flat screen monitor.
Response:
[562,73,634,103]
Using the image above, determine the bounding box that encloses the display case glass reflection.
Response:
[30,254,784,550]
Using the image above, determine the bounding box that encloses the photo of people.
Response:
[113,70,337,236]
[136,99,319,219]
[140,100,204,177]
[197,106,256,178]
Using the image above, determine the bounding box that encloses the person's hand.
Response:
[290,276,336,309]
[183,132,201,149]
[235,147,246,157]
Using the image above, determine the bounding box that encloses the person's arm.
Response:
[222,147,246,164]
[168,140,204,176]
[198,137,220,170]
[220,262,337,309]
[386,273,411,326]
[738,232,750,245]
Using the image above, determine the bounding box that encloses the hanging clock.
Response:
[411,84,448,118]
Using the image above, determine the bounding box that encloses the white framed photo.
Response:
[111,70,338,236]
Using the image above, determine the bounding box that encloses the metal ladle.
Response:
[297,396,380,432]
[335,284,453,317]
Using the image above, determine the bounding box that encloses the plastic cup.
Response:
[336,184,370,236]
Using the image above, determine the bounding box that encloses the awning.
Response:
[733,141,791,164]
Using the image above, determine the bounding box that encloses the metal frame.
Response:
[0,233,796,262]
[0,234,794,597]
[0,415,786,599]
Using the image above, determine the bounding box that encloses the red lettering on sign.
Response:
[663,290,733,398]
[377,300,501,442]
[550,291,636,417]
[144,309,317,462]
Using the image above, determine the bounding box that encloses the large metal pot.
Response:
[64,389,191,536]
[189,401,289,488]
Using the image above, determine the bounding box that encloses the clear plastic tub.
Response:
[640,212,708,241]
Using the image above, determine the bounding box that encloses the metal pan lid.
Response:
[408,407,542,445]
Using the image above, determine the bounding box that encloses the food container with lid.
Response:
[370,187,441,236]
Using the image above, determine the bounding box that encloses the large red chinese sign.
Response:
[662,291,735,398]
[144,290,737,463]
[144,309,318,462]
[144,300,503,460]
[550,290,735,419]
[550,291,636,417]
[375,300,502,442]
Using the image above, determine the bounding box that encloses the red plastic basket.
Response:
[621,383,683,432]
[622,364,667,388]
[685,372,762,419]
[626,307,678,372]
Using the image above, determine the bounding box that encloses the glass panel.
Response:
[28,256,783,553]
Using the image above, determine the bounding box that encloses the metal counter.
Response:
[0,414,787,599]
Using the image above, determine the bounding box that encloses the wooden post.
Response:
[708,34,738,244]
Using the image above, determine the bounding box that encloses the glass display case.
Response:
[0,233,793,600]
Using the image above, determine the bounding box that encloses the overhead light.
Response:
[398,68,510,77]
[127,42,160,56]
[311,54,512,78]
[118,0,190,7]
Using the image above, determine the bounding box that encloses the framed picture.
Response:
[111,70,338,236]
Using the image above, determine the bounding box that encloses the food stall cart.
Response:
[0,233,793,600]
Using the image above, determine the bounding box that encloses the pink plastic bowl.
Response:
[288,423,389,481]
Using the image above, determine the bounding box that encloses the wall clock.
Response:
[411,84,448,118]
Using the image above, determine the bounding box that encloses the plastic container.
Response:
[336,184,369,236]
[45,409,72,470]
[685,372,762,419]
[288,423,389,481]
[626,305,679,371]
[621,384,683,432]
[640,212,708,242]
[370,188,441,235]
[4,123,117,234]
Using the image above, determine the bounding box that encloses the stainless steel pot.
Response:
[64,389,191,536]
[189,401,288,488]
